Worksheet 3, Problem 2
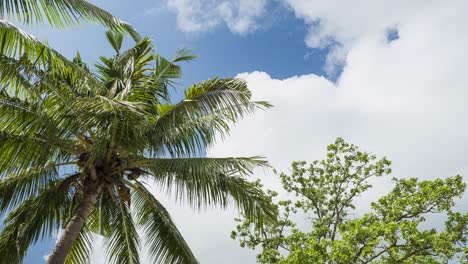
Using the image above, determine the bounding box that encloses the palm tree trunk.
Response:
[46,184,101,264]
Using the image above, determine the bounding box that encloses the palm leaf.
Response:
[0,164,62,214]
[140,157,275,226]
[0,20,106,95]
[132,181,198,264]
[133,156,268,177]
[0,177,75,262]
[147,78,271,157]
[105,191,141,264]
[87,190,118,238]
[0,0,140,40]
[0,130,74,175]
[65,227,94,264]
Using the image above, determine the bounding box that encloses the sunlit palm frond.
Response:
[182,78,271,120]
[0,0,140,39]
[0,177,75,261]
[134,157,268,177]
[0,19,71,69]
[0,54,97,110]
[65,227,94,264]
[0,20,106,96]
[0,165,61,213]
[0,130,74,175]
[105,194,141,264]
[0,55,39,100]
[0,93,79,173]
[132,182,198,264]
[96,37,153,98]
[148,107,230,157]
[140,157,274,225]
[147,78,271,157]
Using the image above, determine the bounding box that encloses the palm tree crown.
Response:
[0,29,274,264]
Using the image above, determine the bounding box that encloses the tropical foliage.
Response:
[0,26,275,264]
[232,138,468,263]
[0,0,139,38]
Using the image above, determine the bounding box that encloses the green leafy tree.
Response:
[232,138,468,264]
[0,30,275,264]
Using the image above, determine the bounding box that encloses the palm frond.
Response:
[182,78,271,120]
[0,19,69,68]
[0,20,106,95]
[0,0,140,40]
[86,190,117,238]
[124,47,195,107]
[73,96,150,160]
[173,48,197,63]
[0,95,80,174]
[65,227,94,264]
[0,164,69,214]
[132,181,198,264]
[147,78,271,157]
[0,52,97,103]
[105,192,141,264]
[0,55,39,99]
[147,105,229,157]
[0,177,74,262]
[105,31,124,54]
[0,130,74,175]
[97,37,154,99]
[133,156,268,177]
[0,92,79,171]
[141,157,275,226]
[0,222,23,264]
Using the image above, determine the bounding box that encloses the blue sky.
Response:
[32,0,327,86]
[6,0,468,263]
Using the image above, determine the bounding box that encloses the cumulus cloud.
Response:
[165,0,267,34]
[213,0,468,192]
[163,0,465,76]
[205,1,468,260]
[284,0,462,75]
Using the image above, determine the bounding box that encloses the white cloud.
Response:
[165,0,267,34]
[209,0,468,182]
[284,0,463,75]
[204,0,468,260]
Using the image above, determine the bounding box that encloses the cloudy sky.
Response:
[21,0,468,263]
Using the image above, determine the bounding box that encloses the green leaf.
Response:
[0,178,74,262]
[0,0,140,39]
[105,193,141,264]
[65,227,94,264]
[132,181,198,264]
[141,157,275,227]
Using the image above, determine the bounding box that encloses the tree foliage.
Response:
[0,0,139,39]
[0,28,274,263]
[232,138,468,264]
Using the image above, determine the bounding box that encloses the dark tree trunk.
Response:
[46,184,101,264]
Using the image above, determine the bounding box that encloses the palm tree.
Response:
[0,29,274,263]
[0,0,139,39]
